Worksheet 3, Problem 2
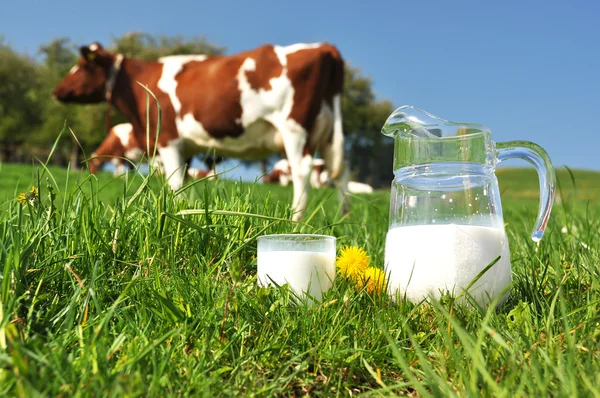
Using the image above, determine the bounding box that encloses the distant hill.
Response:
[496,167,600,202]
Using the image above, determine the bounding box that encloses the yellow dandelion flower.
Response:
[17,186,39,205]
[17,192,28,204]
[358,267,387,295]
[336,246,370,279]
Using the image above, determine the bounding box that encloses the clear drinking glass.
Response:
[257,234,336,302]
[381,106,556,306]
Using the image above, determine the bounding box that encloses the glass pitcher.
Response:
[381,105,556,307]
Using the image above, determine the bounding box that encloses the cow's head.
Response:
[53,42,117,104]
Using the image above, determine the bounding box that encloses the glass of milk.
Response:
[257,234,336,302]
[381,106,556,307]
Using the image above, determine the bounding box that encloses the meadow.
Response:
[0,160,598,396]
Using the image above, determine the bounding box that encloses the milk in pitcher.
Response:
[384,224,512,306]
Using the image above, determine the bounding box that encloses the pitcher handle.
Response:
[495,141,556,242]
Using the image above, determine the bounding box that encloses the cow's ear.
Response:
[80,46,97,62]
[80,43,104,62]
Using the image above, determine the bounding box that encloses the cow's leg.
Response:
[116,162,127,176]
[148,156,164,175]
[111,159,126,176]
[309,165,321,189]
[281,126,312,222]
[157,138,186,189]
[323,94,350,215]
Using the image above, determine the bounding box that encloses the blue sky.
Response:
[2,0,599,176]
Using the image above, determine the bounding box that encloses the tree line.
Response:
[0,32,396,187]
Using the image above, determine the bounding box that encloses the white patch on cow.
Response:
[235,55,307,160]
[157,55,208,115]
[273,158,291,173]
[273,43,322,67]
[157,63,185,114]
[69,65,79,75]
[89,43,98,51]
[178,113,211,137]
[236,57,295,130]
[112,123,133,147]
[158,138,186,189]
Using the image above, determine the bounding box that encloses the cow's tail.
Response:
[325,44,345,181]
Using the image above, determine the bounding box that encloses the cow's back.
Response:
[174,54,248,138]
[166,44,343,144]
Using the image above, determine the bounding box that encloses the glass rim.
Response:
[257,233,336,242]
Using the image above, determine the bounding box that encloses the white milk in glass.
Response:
[384,224,512,306]
[257,251,336,301]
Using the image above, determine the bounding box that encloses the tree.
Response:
[342,65,395,187]
[111,32,226,61]
[0,39,44,162]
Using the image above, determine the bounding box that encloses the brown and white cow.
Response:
[53,43,348,221]
[89,122,219,179]
[264,158,374,194]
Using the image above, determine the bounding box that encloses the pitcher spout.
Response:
[382,105,490,139]
[382,105,448,137]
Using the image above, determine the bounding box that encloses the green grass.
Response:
[0,162,599,396]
